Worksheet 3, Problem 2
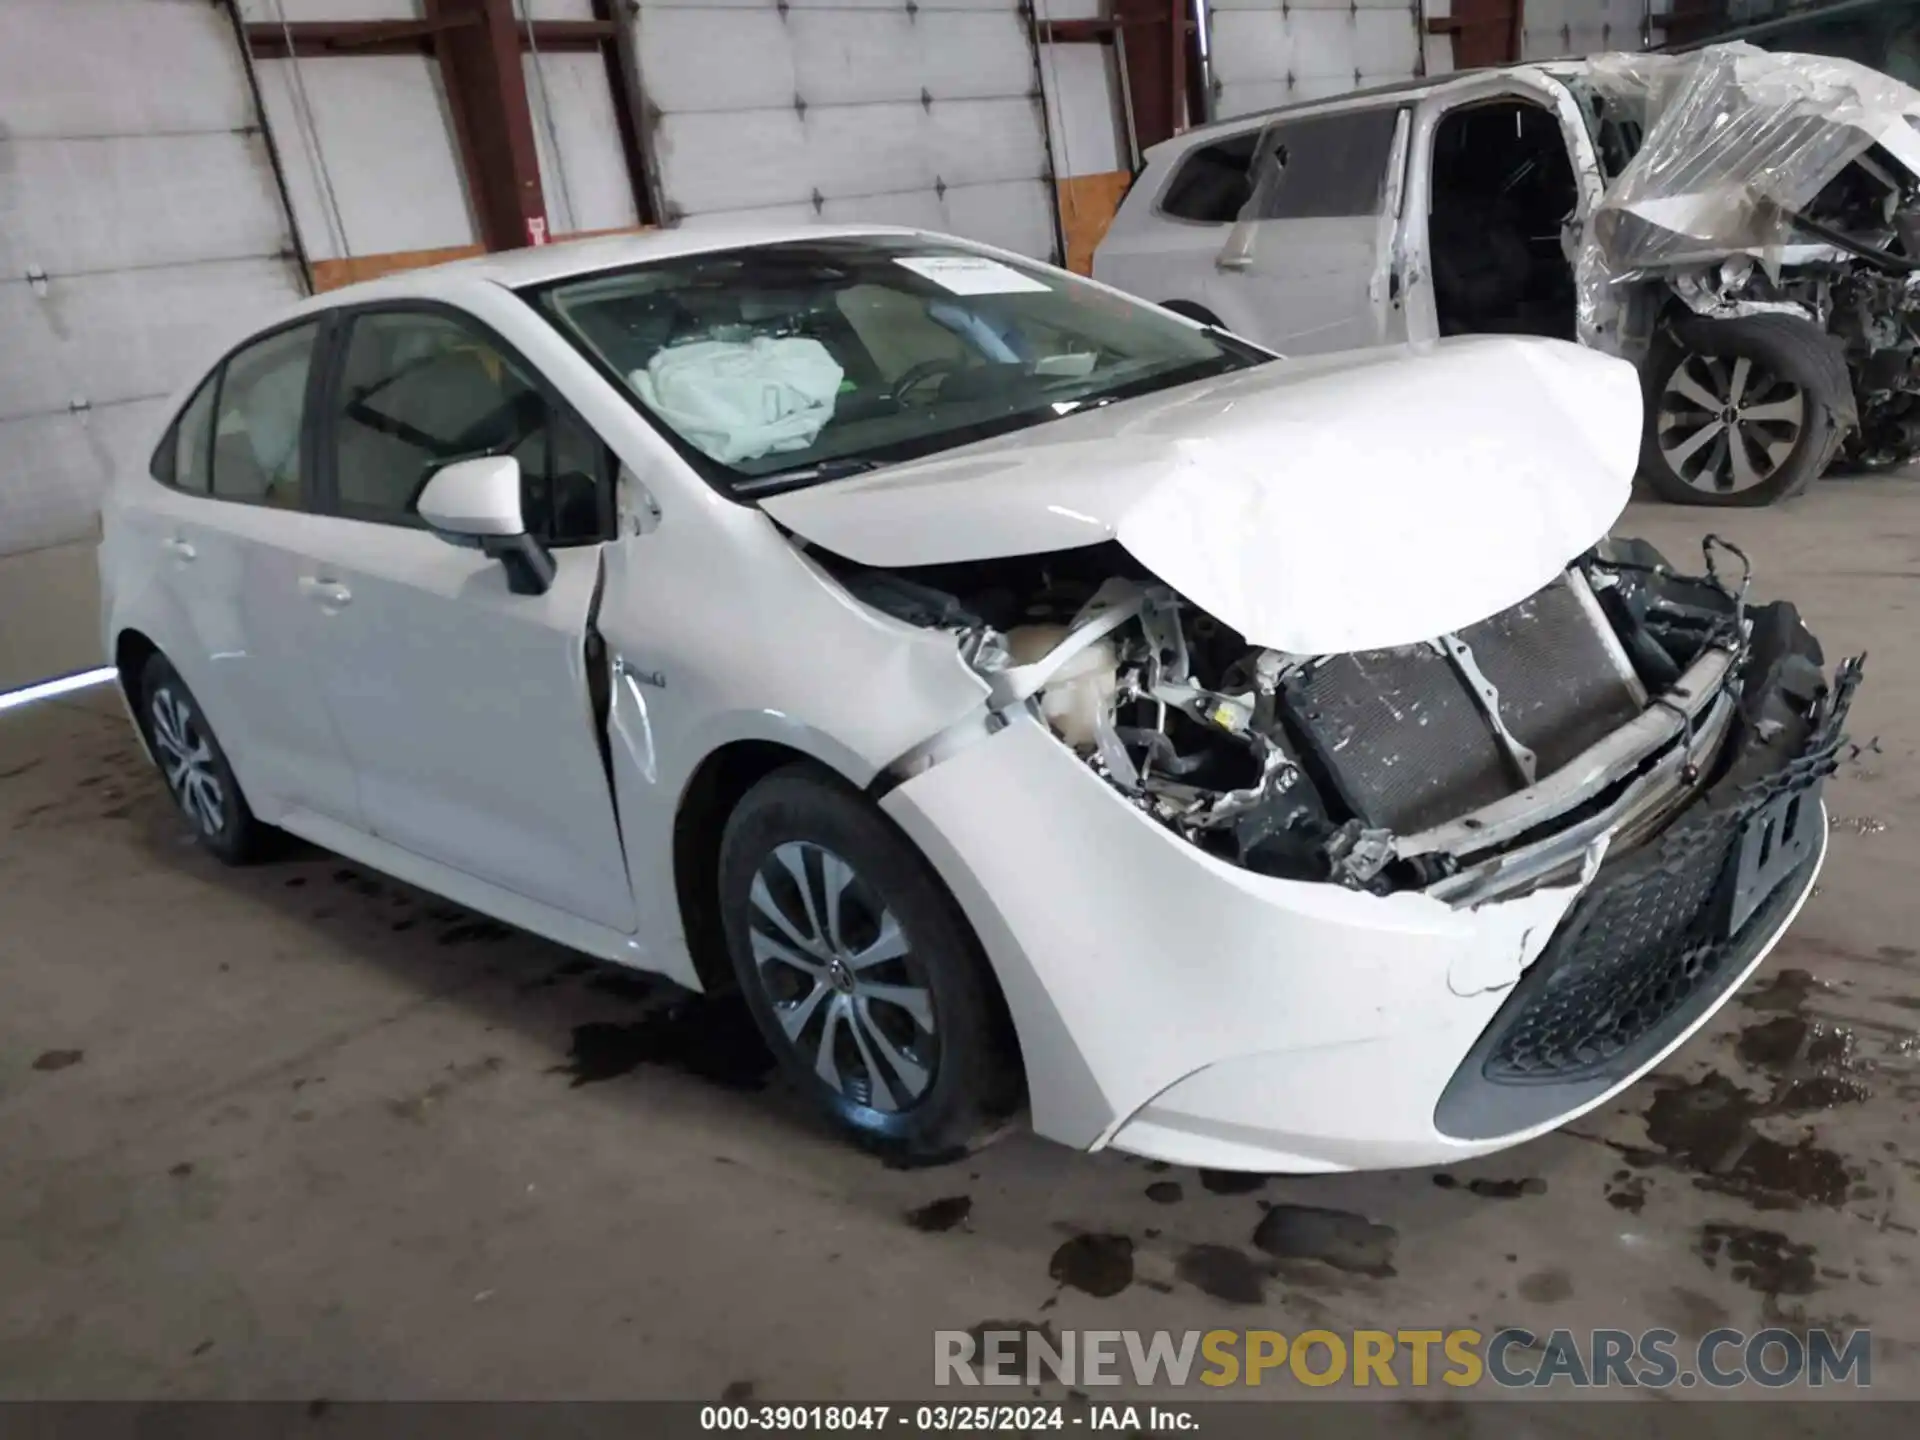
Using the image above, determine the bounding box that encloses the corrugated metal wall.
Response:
[1206,0,1430,118]
[0,0,306,687]
[1522,0,1657,58]
[628,0,1059,261]
[246,0,641,269]
[1,0,305,561]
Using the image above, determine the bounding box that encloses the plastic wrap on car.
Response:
[1574,43,1920,347]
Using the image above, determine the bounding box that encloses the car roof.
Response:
[1146,59,1596,158]
[294,221,926,309]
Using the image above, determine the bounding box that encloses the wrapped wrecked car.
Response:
[1095,42,1920,506]
[102,228,1857,1173]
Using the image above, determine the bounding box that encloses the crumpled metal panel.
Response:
[1574,42,1920,345]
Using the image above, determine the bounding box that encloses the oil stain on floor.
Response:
[1049,1234,1134,1298]
[557,998,773,1091]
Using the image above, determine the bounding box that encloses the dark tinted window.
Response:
[210,322,320,507]
[1248,107,1403,220]
[155,374,219,494]
[1158,132,1260,222]
[330,309,606,543]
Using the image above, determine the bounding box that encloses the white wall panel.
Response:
[0,259,303,423]
[0,135,293,277]
[632,0,1057,260]
[1039,43,1128,177]
[0,0,302,607]
[1523,0,1651,59]
[1207,0,1427,120]
[0,402,171,558]
[256,54,478,259]
[237,1,423,20]
[0,1,256,136]
[523,51,642,235]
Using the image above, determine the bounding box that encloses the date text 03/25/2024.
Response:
[698,1405,1190,1431]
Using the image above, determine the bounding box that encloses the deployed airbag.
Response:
[631,337,844,464]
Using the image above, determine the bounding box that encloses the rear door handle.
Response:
[162,535,196,562]
[298,576,352,608]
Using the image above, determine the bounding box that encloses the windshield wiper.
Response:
[732,456,886,496]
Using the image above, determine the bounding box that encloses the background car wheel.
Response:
[1641,314,1846,507]
[717,763,1021,1158]
[138,653,270,865]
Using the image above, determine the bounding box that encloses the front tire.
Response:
[138,654,270,865]
[1641,314,1846,507]
[717,763,1021,1158]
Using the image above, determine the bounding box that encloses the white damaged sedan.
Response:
[100,226,1859,1171]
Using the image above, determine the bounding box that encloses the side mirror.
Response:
[417,455,556,596]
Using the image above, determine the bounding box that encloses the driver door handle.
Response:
[162,535,196,562]
[1214,253,1252,272]
[298,576,352,609]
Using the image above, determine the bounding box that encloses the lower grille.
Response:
[1485,805,1743,1080]
[1480,659,1859,1085]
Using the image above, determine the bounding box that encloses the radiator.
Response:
[1281,575,1645,833]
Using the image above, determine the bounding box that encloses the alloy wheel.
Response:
[149,685,226,837]
[745,840,939,1113]
[1657,352,1806,495]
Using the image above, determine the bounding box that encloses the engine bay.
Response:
[826,535,1835,901]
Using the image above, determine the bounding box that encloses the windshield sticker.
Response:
[894,255,1052,296]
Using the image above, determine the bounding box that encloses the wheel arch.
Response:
[673,740,818,993]
[668,740,1025,1100]
[112,628,162,759]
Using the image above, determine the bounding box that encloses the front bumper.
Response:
[879,640,1858,1173]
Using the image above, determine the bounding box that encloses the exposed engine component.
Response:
[1575,46,1920,470]
[828,535,1844,902]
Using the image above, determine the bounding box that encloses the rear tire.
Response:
[717,763,1021,1159]
[1641,314,1846,507]
[138,654,270,865]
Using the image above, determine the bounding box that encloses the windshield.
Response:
[526,235,1266,495]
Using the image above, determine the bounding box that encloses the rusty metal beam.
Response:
[1440,0,1524,66]
[243,16,610,59]
[1035,18,1115,44]
[425,0,548,251]
[1112,0,1175,150]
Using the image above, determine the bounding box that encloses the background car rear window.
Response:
[330,309,606,542]
[155,373,219,495]
[1158,131,1260,223]
[1246,108,1403,220]
[209,322,320,508]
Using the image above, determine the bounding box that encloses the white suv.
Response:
[1095,45,1920,507]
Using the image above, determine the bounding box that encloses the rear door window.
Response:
[209,322,322,508]
[1246,108,1405,220]
[154,373,219,495]
[1158,131,1261,223]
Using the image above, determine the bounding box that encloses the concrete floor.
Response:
[3,478,1919,1407]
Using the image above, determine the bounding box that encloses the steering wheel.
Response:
[886,356,970,407]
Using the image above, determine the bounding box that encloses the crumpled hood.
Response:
[762,336,1641,654]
